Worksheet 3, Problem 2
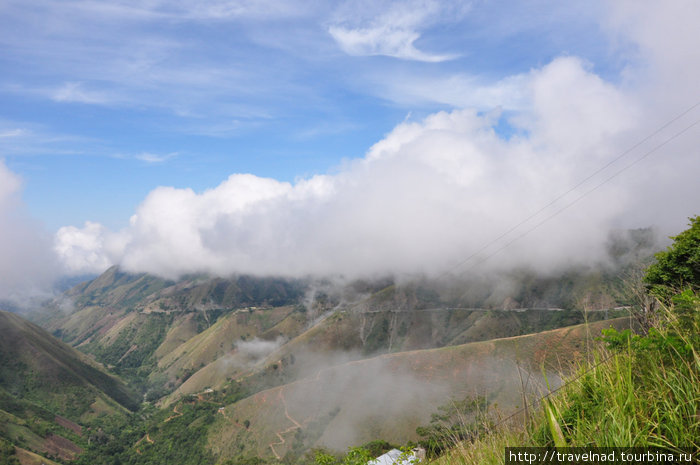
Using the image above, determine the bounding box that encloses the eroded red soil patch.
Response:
[54,415,82,436]
[43,434,82,461]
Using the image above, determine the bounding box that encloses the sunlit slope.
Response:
[235,306,621,395]
[248,275,631,385]
[155,305,308,402]
[62,266,305,314]
[207,317,633,460]
[32,262,636,407]
[161,306,619,407]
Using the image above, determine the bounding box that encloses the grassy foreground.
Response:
[436,305,698,465]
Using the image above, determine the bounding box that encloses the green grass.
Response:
[435,299,699,465]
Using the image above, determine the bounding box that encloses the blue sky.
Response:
[0,0,619,230]
[1,0,700,292]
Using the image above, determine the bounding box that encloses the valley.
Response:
[2,2,698,463]
[0,250,646,465]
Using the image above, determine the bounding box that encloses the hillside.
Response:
[0,310,138,464]
[432,218,700,463]
[158,305,622,407]
[33,268,308,392]
[0,310,137,413]
[20,237,653,464]
[34,260,635,403]
[206,317,633,462]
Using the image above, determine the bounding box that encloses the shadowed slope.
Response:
[0,310,138,413]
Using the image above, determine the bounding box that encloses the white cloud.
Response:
[48,1,700,281]
[236,337,285,359]
[5,0,310,23]
[132,152,178,163]
[524,57,638,152]
[52,55,683,279]
[328,0,465,62]
[164,0,311,20]
[328,25,453,62]
[0,120,97,157]
[367,71,530,110]
[0,162,22,208]
[0,129,27,138]
[54,221,114,275]
[51,82,115,105]
[0,161,59,303]
[604,0,700,109]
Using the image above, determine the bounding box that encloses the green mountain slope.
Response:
[0,310,137,413]
[0,310,138,464]
[19,231,653,464]
[33,268,307,393]
[33,261,634,406]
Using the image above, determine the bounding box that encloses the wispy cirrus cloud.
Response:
[0,120,97,156]
[132,152,178,164]
[327,0,467,62]
[0,0,320,123]
[51,82,116,105]
[109,151,180,164]
[327,25,455,63]
[2,0,312,24]
[365,71,531,110]
[0,128,28,138]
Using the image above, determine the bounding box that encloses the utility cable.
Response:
[464,116,700,271]
[439,100,700,279]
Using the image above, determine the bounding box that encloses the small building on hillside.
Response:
[367,448,425,465]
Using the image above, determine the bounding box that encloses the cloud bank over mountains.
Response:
[56,49,698,279]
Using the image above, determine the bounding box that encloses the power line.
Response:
[465,116,700,271]
[428,103,700,437]
[302,100,700,398]
[439,100,700,279]
[322,104,700,451]
[338,101,700,310]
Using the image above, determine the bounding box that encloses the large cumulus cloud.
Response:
[55,2,700,280]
